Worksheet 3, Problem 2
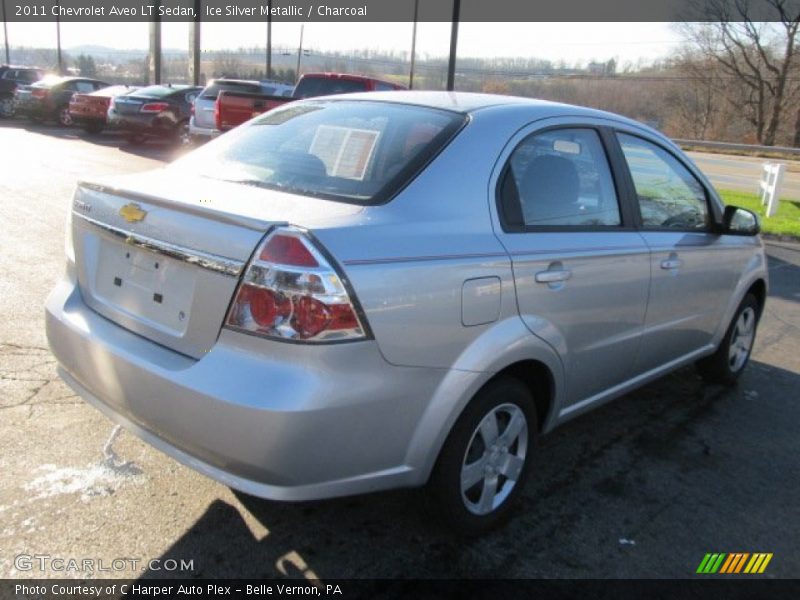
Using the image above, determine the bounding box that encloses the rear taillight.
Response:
[214,97,221,130]
[140,102,169,113]
[32,88,48,99]
[226,227,368,342]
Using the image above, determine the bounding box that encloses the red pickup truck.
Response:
[215,72,405,132]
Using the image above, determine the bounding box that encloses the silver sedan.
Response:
[46,92,767,534]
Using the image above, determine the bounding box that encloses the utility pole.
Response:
[295,24,304,83]
[409,0,419,89]
[188,1,200,85]
[149,17,162,84]
[2,0,10,64]
[55,1,63,74]
[446,0,460,91]
[266,11,272,79]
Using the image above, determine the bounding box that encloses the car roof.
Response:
[315,90,665,140]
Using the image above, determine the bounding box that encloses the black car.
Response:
[107,84,202,144]
[17,76,109,126]
[0,65,45,117]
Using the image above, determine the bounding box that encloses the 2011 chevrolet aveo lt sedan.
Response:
[46,92,767,534]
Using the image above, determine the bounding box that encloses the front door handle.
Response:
[660,258,683,270]
[535,269,572,283]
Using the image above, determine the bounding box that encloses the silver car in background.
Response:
[46,92,767,534]
[189,78,294,141]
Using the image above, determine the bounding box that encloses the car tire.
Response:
[696,293,760,386]
[174,120,191,146]
[56,105,73,127]
[0,95,15,118]
[426,377,536,536]
[83,121,104,135]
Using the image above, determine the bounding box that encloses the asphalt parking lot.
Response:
[1,121,798,580]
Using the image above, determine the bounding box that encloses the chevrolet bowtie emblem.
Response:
[119,203,147,223]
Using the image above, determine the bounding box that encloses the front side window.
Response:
[617,133,709,230]
[500,128,621,227]
[171,100,465,205]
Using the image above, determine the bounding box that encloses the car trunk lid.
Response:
[71,170,362,359]
[112,95,146,115]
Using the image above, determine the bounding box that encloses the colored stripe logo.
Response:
[696,553,773,574]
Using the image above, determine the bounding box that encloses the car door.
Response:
[492,121,651,409]
[613,131,741,375]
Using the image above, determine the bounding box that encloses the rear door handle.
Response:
[535,269,572,283]
[660,258,683,270]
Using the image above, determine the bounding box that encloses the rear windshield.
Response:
[293,77,368,99]
[171,100,466,205]
[16,70,42,83]
[135,85,190,98]
[92,85,136,97]
[201,81,261,99]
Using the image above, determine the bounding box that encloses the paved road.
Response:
[688,151,800,201]
[1,122,799,580]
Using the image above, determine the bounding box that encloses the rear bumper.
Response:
[188,117,218,139]
[107,111,175,137]
[45,269,447,501]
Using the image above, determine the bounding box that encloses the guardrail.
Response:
[673,138,800,157]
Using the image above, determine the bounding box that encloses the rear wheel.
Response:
[174,120,191,146]
[56,105,73,127]
[0,95,15,118]
[426,377,536,535]
[696,293,760,386]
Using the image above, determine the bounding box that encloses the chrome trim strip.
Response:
[74,212,245,277]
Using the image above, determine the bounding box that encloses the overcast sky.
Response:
[3,22,683,66]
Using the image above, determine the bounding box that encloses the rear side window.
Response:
[617,133,709,230]
[293,77,368,99]
[500,128,621,228]
[73,81,96,93]
[172,100,466,205]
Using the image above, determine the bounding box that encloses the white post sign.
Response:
[759,162,785,218]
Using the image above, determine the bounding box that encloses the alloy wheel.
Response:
[460,403,528,515]
[728,306,756,372]
[59,107,73,126]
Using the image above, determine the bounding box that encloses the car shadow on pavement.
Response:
[1,118,187,162]
[135,359,800,580]
[765,249,800,304]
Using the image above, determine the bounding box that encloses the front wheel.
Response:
[426,377,536,536]
[696,293,760,386]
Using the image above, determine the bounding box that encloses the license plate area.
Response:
[95,240,196,335]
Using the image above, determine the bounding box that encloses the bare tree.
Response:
[679,0,799,146]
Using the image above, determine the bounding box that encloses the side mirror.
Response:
[721,205,760,236]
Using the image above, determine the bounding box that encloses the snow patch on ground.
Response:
[23,461,141,502]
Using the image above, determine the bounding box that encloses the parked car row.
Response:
[2,67,407,147]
